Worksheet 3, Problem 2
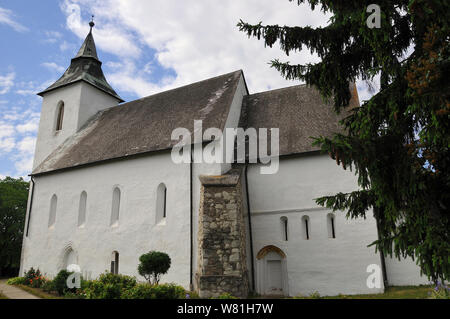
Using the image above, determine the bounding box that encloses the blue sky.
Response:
[0,0,377,179]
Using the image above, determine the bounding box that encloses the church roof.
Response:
[240,83,357,156]
[32,70,244,175]
[32,69,356,176]
[37,26,123,102]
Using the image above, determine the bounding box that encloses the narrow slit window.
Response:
[163,187,167,218]
[48,194,57,228]
[303,216,310,240]
[55,101,64,131]
[156,183,167,224]
[110,187,121,226]
[280,216,288,241]
[78,191,87,227]
[327,213,336,239]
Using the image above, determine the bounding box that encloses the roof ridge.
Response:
[248,83,308,98]
[117,70,243,108]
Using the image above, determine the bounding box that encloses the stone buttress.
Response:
[196,169,249,298]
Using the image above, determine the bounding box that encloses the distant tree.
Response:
[138,251,171,285]
[238,1,449,282]
[0,177,29,277]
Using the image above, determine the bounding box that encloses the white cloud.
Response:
[42,62,66,73]
[0,137,15,153]
[14,155,33,177]
[0,122,15,139]
[61,0,329,97]
[16,119,39,134]
[17,136,36,155]
[61,0,141,58]
[0,7,28,32]
[0,72,15,94]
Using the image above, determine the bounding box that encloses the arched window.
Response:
[110,187,121,226]
[111,251,119,274]
[48,194,57,228]
[280,216,288,241]
[55,101,64,131]
[302,215,310,240]
[155,183,167,224]
[327,213,336,238]
[78,191,87,227]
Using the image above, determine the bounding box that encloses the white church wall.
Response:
[247,153,385,296]
[33,83,83,169]
[34,83,119,170]
[21,151,192,288]
[78,82,120,131]
[385,255,429,286]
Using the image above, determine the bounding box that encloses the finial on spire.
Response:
[89,15,95,31]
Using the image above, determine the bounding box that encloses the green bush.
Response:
[6,277,27,285]
[138,251,171,284]
[53,270,75,296]
[121,283,185,299]
[83,272,137,299]
[23,267,43,286]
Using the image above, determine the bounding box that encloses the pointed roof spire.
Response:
[74,15,98,60]
[38,18,123,102]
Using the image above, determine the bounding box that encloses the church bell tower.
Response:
[33,19,123,169]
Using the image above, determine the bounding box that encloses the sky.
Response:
[0,0,378,180]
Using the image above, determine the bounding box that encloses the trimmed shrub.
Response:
[83,272,137,299]
[53,270,75,296]
[138,251,171,284]
[6,277,27,285]
[121,283,185,299]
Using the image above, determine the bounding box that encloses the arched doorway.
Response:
[255,245,288,296]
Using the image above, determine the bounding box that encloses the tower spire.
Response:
[37,18,123,102]
[74,17,98,60]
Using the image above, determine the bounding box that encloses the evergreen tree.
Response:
[238,0,449,282]
[0,177,29,276]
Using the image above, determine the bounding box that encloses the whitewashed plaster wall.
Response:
[385,256,429,286]
[247,154,384,296]
[33,82,119,169]
[21,151,191,288]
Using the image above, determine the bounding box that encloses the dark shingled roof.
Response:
[38,30,123,102]
[32,70,244,175]
[241,84,357,156]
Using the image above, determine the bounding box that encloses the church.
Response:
[19,22,427,297]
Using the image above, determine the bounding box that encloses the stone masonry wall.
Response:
[196,169,249,298]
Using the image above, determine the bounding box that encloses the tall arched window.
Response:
[48,194,57,228]
[111,251,119,274]
[55,101,64,131]
[280,216,288,241]
[327,213,336,238]
[110,187,121,226]
[78,191,87,227]
[155,183,167,224]
[302,215,310,240]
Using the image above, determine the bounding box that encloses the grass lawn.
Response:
[294,285,433,299]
